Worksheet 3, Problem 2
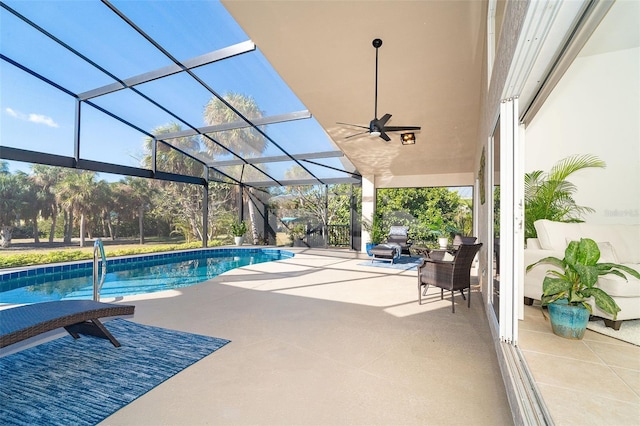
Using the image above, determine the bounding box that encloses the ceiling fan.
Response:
[338,38,421,142]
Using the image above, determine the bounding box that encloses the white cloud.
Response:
[5,107,59,128]
[28,113,59,128]
[5,107,19,118]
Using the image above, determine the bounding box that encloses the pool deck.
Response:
[3,247,638,424]
[96,247,512,425]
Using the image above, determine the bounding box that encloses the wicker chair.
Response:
[417,243,482,312]
[452,234,477,248]
[386,225,412,255]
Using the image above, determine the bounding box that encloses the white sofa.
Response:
[524,219,640,329]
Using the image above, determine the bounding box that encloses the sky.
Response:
[0,0,346,184]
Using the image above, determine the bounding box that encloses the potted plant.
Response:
[429,219,458,249]
[526,238,640,339]
[524,154,605,240]
[231,220,247,246]
[363,213,384,255]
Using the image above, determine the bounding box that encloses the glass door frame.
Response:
[487,97,524,345]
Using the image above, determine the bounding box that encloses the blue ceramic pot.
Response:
[366,243,376,256]
[547,300,590,340]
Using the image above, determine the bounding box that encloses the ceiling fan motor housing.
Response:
[369,120,381,135]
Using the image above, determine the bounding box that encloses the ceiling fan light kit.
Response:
[401,132,416,145]
[338,38,421,143]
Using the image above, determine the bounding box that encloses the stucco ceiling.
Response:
[221,0,487,182]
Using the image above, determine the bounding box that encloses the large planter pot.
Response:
[234,236,244,246]
[438,237,449,249]
[547,300,590,340]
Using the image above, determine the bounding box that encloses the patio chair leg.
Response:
[460,289,466,300]
[419,283,431,305]
[440,288,444,300]
[451,290,455,313]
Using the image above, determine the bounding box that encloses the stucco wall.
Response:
[525,46,640,225]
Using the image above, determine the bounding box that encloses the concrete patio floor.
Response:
[101,248,513,425]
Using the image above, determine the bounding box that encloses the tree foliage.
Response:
[376,187,471,244]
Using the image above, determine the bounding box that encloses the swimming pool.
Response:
[0,248,293,305]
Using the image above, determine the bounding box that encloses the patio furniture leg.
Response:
[64,319,123,347]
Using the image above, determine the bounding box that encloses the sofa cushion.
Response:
[534,220,640,263]
[534,220,581,251]
[577,223,640,264]
[596,241,619,263]
[597,264,640,297]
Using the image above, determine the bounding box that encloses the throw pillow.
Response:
[389,226,408,236]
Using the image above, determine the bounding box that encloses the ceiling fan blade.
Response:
[379,131,391,142]
[337,122,369,130]
[345,130,371,139]
[377,113,392,127]
[382,126,422,132]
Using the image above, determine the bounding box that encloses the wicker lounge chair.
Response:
[369,243,401,264]
[386,226,412,255]
[0,300,135,348]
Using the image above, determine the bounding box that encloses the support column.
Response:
[73,100,81,165]
[361,175,376,253]
[324,184,329,248]
[202,167,209,248]
[238,184,244,222]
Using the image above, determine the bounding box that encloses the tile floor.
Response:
[518,303,640,425]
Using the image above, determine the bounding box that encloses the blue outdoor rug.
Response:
[0,319,230,426]
[358,256,423,271]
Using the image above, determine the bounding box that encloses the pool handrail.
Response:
[93,239,107,301]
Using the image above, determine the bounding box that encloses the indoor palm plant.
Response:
[524,154,605,240]
[526,238,640,339]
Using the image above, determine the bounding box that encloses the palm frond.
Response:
[524,154,605,239]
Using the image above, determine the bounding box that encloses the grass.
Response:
[0,237,225,269]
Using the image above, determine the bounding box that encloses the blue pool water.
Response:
[0,248,293,305]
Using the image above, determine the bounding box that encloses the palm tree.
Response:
[202,92,268,244]
[0,172,24,247]
[17,171,42,243]
[122,176,155,244]
[143,123,203,175]
[55,170,98,247]
[31,165,63,242]
[202,92,266,157]
[524,154,606,239]
[91,180,116,240]
[141,123,207,242]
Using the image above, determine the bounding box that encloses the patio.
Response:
[98,248,512,425]
[3,248,638,424]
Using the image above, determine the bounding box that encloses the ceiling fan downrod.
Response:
[372,38,382,128]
